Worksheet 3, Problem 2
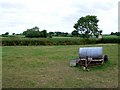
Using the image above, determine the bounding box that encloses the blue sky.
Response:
[0,0,118,34]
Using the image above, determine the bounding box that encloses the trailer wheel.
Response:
[104,55,108,63]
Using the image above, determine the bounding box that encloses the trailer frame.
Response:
[76,57,104,70]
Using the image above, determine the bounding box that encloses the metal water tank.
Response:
[79,47,103,58]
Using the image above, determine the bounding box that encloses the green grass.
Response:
[0,46,2,89]
[2,44,118,88]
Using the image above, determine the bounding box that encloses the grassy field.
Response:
[0,46,2,89]
[2,44,118,88]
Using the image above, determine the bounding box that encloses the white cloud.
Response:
[0,0,119,34]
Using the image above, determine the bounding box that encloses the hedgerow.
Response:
[1,36,119,46]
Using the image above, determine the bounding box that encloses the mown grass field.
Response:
[2,44,118,88]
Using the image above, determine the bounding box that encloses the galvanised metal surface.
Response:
[79,47,103,58]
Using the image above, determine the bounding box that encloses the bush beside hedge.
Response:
[1,37,120,46]
[98,36,120,43]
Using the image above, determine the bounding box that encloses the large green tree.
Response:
[40,30,47,38]
[73,15,102,38]
[71,30,79,37]
[23,26,47,38]
[23,26,40,38]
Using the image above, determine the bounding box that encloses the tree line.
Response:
[111,32,120,36]
[23,15,102,38]
[2,15,110,38]
[23,27,70,38]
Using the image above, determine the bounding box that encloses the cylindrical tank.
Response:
[79,47,103,58]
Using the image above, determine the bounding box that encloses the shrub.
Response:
[98,36,120,43]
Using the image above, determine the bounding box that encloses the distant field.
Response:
[1,34,119,38]
[2,44,118,88]
[102,35,119,38]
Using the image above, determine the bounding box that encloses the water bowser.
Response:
[79,47,103,59]
[70,47,108,70]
